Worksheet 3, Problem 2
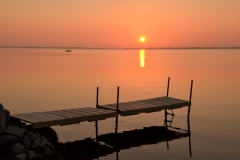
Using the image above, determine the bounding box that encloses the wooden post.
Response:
[164,109,168,128]
[115,87,120,134]
[189,131,192,157]
[165,77,170,128]
[187,80,193,122]
[96,87,99,108]
[95,120,98,143]
[95,87,99,142]
[166,77,170,97]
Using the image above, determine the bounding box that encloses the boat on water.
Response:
[66,50,72,52]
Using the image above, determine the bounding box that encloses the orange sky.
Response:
[1,1,240,48]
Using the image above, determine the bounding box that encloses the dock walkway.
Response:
[11,107,117,129]
[99,96,191,116]
[10,78,193,130]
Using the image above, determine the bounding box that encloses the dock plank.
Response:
[11,107,117,129]
[99,96,191,116]
[11,96,191,129]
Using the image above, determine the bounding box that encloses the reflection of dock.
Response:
[97,126,190,150]
[54,125,192,159]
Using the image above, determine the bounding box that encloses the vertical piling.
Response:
[95,87,99,142]
[166,77,170,97]
[115,87,120,134]
[165,77,170,128]
[96,87,99,108]
[187,80,193,123]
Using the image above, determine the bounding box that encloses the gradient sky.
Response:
[1,1,240,48]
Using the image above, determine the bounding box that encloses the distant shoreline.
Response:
[0,46,240,50]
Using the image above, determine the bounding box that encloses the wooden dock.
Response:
[11,107,117,129]
[10,77,193,131]
[99,96,191,116]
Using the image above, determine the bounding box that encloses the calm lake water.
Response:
[0,48,240,159]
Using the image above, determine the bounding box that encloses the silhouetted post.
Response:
[116,151,119,160]
[165,77,170,128]
[188,119,192,157]
[166,77,170,97]
[187,80,193,123]
[95,87,99,142]
[115,87,120,134]
[96,87,99,108]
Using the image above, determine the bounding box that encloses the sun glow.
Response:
[140,36,145,42]
[139,49,145,68]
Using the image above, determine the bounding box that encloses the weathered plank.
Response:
[99,96,191,116]
[11,107,117,129]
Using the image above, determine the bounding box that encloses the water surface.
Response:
[0,48,240,159]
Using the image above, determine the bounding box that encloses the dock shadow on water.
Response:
[53,126,191,160]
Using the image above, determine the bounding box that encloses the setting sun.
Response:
[140,36,145,42]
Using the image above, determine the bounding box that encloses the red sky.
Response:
[1,1,240,48]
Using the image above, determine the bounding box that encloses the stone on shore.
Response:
[15,153,26,160]
[11,143,26,155]
[4,109,10,125]
[0,134,18,157]
[0,103,6,134]
[28,132,38,141]
[27,150,36,159]
[23,135,31,150]
[3,124,27,140]
[34,127,58,142]
[32,142,47,152]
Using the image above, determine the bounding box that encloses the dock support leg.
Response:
[187,80,193,123]
[166,77,170,97]
[95,121,98,143]
[96,87,99,142]
[164,77,170,128]
[187,80,193,157]
[164,110,168,129]
[115,87,120,134]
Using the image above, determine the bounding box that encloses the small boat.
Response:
[66,50,72,52]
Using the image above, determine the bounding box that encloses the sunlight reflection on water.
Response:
[0,48,240,159]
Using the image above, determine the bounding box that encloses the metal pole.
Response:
[115,87,119,134]
[167,140,169,149]
[164,109,167,127]
[96,87,99,108]
[166,77,170,97]
[165,77,170,128]
[187,80,193,122]
[95,87,99,142]
[95,121,98,143]
[188,117,192,157]
[189,80,193,102]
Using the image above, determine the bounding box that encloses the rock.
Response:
[11,143,25,155]
[0,103,6,133]
[0,135,18,157]
[29,133,38,141]
[42,140,54,149]
[3,124,27,140]
[27,131,34,136]
[23,135,31,150]
[34,127,58,142]
[15,153,26,160]
[27,150,36,159]
[33,137,41,144]
[4,109,10,126]
[32,143,47,152]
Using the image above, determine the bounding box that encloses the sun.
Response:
[140,36,145,42]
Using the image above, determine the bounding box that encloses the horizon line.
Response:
[1,46,240,49]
